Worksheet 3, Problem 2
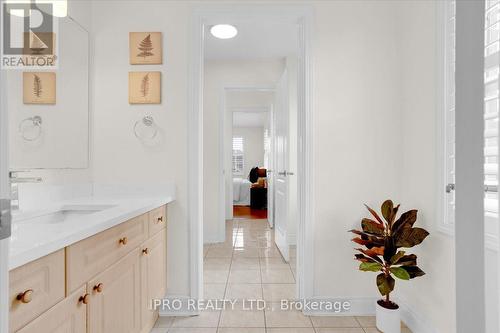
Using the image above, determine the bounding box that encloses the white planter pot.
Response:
[376,300,401,333]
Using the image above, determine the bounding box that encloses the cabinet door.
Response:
[66,213,148,293]
[88,249,142,333]
[16,285,87,333]
[140,231,167,331]
[9,249,65,332]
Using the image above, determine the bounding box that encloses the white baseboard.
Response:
[158,295,200,317]
[203,233,226,244]
[301,297,377,316]
[159,294,440,333]
[399,299,439,333]
[301,296,439,333]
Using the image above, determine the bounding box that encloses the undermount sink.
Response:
[13,204,117,225]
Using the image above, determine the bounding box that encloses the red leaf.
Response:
[364,204,385,225]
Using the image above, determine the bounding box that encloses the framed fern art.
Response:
[129,32,162,65]
[23,72,56,104]
[128,71,161,104]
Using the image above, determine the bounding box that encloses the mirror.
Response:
[7,17,89,169]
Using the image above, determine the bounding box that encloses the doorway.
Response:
[228,90,274,221]
[188,5,314,305]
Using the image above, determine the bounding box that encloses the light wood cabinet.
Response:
[140,231,167,332]
[66,213,149,293]
[88,248,143,333]
[9,205,168,333]
[9,249,65,332]
[16,285,87,333]
[148,205,166,237]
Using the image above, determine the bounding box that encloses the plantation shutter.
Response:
[445,0,500,237]
[232,137,244,175]
[445,0,456,228]
[484,0,500,235]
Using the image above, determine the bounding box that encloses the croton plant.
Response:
[350,200,429,308]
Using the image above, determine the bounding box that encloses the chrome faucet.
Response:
[9,172,43,211]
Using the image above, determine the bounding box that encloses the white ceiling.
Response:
[205,19,298,60]
[226,90,275,109]
[233,111,268,128]
[228,90,273,128]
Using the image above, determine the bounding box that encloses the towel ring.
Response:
[19,116,43,141]
[134,116,158,140]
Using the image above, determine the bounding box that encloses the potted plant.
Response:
[349,200,429,333]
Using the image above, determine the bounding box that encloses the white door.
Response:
[267,105,275,229]
[0,66,11,333]
[273,70,290,262]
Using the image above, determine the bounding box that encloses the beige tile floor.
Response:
[150,219,412,333]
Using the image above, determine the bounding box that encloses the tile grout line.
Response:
[259,249,267,331]
[218,221,238,329]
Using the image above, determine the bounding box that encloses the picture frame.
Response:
[128,71,161,104]
[129,32,162,65]
[23,72,56,104]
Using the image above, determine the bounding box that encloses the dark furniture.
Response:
[250,187,267,209]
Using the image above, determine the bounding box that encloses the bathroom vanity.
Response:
[8,197,173,333]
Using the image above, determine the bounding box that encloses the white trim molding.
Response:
[301,296,438,333]
[398,299,440,333]
[188,4,315,305]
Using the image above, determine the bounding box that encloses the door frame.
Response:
[188,4,314,305]
[221,86,275,234]
[0,52,11,333]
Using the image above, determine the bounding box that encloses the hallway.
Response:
[150,219,412,332]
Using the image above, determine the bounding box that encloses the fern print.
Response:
[137,34,154,59]
[33,74,42,98]
[140,73,150,98]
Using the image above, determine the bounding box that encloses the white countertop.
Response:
[9,195,174,270]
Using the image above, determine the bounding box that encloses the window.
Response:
[442,0,500,246]
[443,0,456,232]
[484,0,499,243]
[232,136,244,175]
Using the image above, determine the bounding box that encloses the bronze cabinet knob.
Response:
[79,294,90,304]
[157,216,163,223]
[17,289,33,304]
[142,248,149,255]
[119,237,128,245]
[93,283,104,293]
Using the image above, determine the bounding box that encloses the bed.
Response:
[233,177,252,206]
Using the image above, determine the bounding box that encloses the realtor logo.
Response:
[1,1,58,69]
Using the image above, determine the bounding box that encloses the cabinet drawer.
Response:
[16,285,87,333]
[9,250,65,333]
[66,214,148,293]
[148,205,167,237]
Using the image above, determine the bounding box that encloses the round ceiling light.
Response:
[210,24,238,39]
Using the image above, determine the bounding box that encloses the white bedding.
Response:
[233,178,252,206]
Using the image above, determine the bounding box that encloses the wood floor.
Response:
[233,205,268,219]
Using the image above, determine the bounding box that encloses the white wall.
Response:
[232,127,264,179]
[91,0,191,295]
[68,0,92,30]
[204,59,284,242]
[87,3,454,331]
[312,0,402,305]
[395,1,455,333]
